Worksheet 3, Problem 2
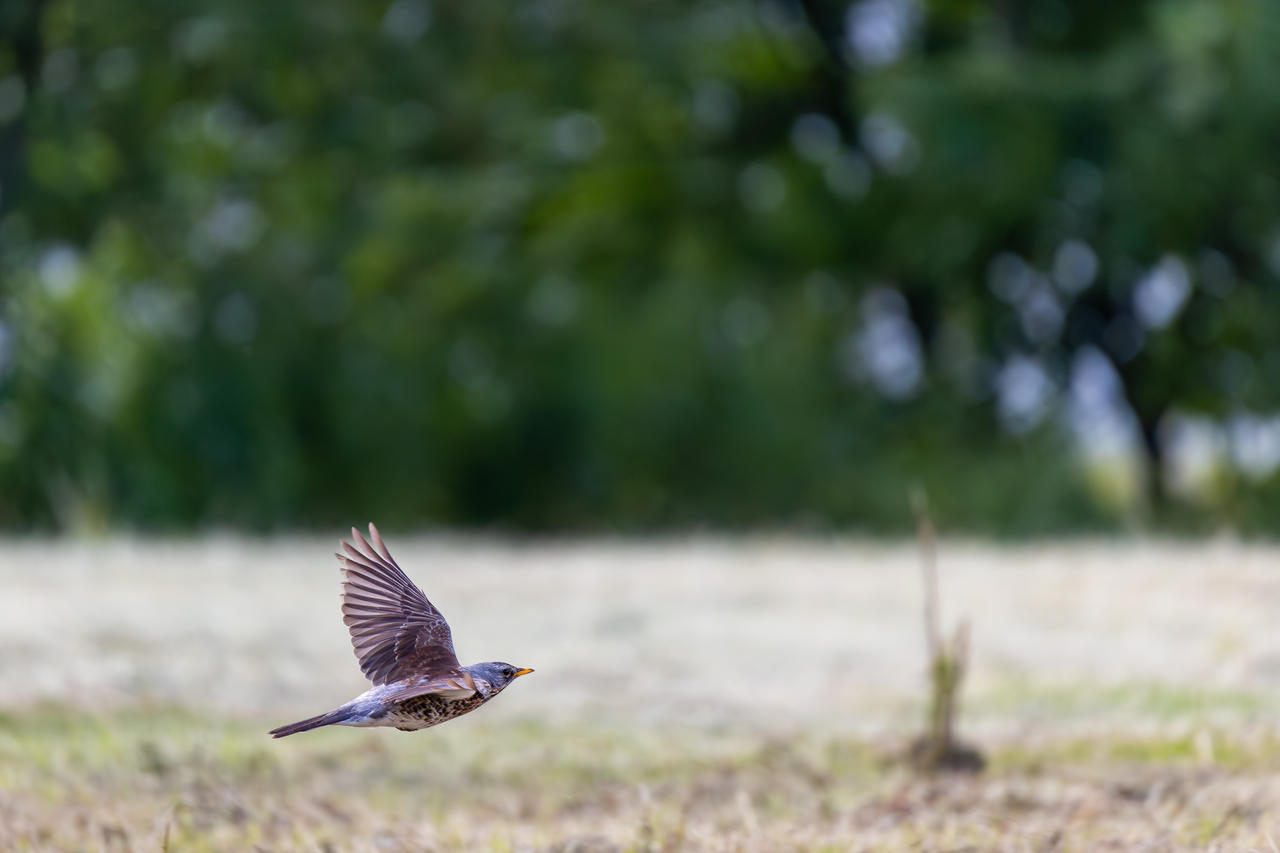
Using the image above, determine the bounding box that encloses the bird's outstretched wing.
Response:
[338,523,462,685]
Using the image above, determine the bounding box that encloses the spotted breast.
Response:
[381,692,490,731]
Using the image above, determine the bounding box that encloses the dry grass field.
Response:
[3,534,1280,851]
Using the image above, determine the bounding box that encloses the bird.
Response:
[269,523,533,738]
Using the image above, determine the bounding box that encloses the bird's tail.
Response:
[269,707,354,738]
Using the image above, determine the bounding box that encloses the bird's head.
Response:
[469,661,534,693]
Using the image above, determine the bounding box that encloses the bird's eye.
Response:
[502,667,514,678]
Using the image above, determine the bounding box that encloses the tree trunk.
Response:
[0,0,47,220]
[791,0,859,147]
[1137,412,1167,511]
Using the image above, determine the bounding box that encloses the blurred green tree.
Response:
[1,0,1278,533]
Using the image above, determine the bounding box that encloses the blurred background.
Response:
[9,3,1280,848]
[4,0,1280,536]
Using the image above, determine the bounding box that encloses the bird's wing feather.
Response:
[338,523,461,685]
[380,671,479,703]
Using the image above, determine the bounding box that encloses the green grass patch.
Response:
[3,702,1280,851]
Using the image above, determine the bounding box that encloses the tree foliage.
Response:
[2,0,1279,532]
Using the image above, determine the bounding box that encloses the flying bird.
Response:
[270,523,532,738]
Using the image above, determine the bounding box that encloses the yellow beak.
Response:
[512,667,534,678]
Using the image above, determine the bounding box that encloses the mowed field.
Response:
[3,535,1280,851]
